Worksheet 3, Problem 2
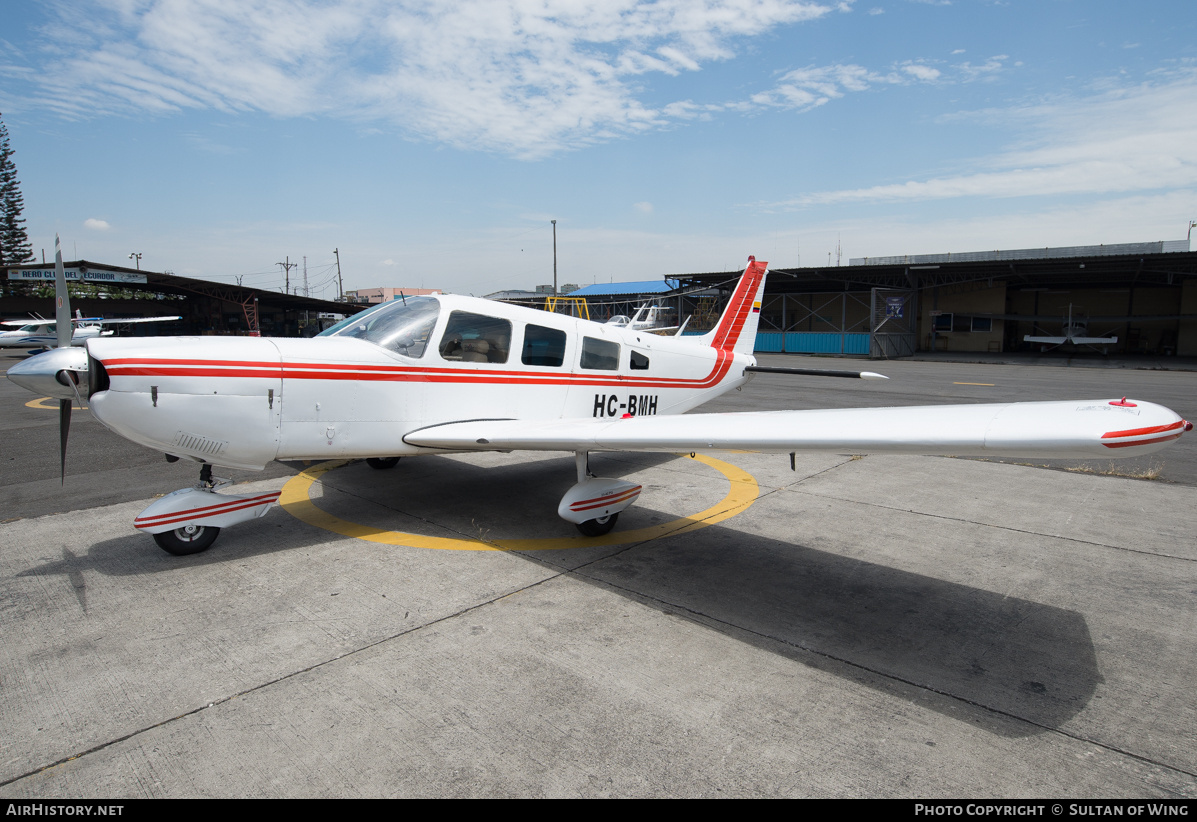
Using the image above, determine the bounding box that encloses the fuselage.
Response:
[84,294,757,470]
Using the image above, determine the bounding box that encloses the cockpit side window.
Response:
[522,324,566,367]
[439,311,512,364]
[320,296,440,358]
[580,336,620,370]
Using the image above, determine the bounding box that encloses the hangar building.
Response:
[1,260,360,337]
[669,240,1197,358]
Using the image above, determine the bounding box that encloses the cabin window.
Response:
[630,350,650,370]
[439,311,512,363]
[321,295,439,358]
[580,336,620,370]
[522,324,566,367]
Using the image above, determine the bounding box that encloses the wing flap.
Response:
[404,400,1188,460]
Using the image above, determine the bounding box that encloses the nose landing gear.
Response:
[134,463,281,555]
[153,523,220,555]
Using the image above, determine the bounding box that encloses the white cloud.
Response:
[634,201,653,213]
[84,218,110,230]
[750,58,955,110]
[758,70,1197,208]
[19,0,840,158]
[902,63,941,82]
[751,64,898,109]
[955,55,1007,81]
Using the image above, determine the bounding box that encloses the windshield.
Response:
[319,296,440,358]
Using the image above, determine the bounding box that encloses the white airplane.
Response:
[606,304,680,334]
[1024,304,1118,352]
[0,312,181,351]
[8,247,1191,557]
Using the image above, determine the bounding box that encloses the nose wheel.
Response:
[153,524,221,555]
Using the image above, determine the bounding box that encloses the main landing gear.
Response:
[135,461,281,556]
[556,452,641,537]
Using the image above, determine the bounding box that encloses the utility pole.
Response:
[551,219,557,296]
[303,255,308,297]
[334,248,343,300]
[277,256,295,294]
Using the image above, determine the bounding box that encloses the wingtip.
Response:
[860,372,889,380]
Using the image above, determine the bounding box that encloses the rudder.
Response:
[699,256,768,353]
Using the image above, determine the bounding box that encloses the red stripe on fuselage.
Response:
[102,349,738,391]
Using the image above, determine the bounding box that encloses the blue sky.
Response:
[1,0,1195,297]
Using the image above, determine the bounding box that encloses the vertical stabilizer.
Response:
[698,256,768,353]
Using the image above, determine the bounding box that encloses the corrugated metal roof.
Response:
[569,279,679,297]
[850,240,1191,266]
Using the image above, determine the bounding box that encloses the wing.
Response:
[1,320,49,328]
[91,315,182,325]
[404,400,1190,460]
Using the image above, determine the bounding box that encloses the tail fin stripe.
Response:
[710,260,767,351]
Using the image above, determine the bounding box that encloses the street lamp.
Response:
[551,219,557,296]
[128,252,142,270]
[1188,220,1197,250]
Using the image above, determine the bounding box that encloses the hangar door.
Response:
[870,288,917,358]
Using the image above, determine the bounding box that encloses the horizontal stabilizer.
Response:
[747,365,888,380]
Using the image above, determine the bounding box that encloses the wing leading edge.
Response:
[405,400,1190,460]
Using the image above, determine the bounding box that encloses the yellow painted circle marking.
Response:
[26,396,88,411]
[279,454,759,551]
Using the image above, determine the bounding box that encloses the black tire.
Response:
[576,513,618,537]
[153,525,220,555]
[366,457,401,469]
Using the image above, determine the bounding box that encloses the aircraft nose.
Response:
[6,347,90,400]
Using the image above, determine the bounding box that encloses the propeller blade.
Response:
[54,235,72,351]
[58,397,72,484]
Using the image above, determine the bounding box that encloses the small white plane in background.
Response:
[0,311,181,351]
[1024,305,1118,352]
[9,242,1191,557]
[605,304,682,334]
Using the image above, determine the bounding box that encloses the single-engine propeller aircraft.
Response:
[8,238,1191,556]
[605,304,680,334]
[1,311,181,351]
[1024,304,1118,352]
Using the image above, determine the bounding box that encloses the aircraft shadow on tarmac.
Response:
[20,451,1098,739]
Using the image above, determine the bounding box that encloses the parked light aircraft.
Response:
[1024,305,1118,352]
[0,311,181,351]
[605,304,680,334]
[8,243,1191,557]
